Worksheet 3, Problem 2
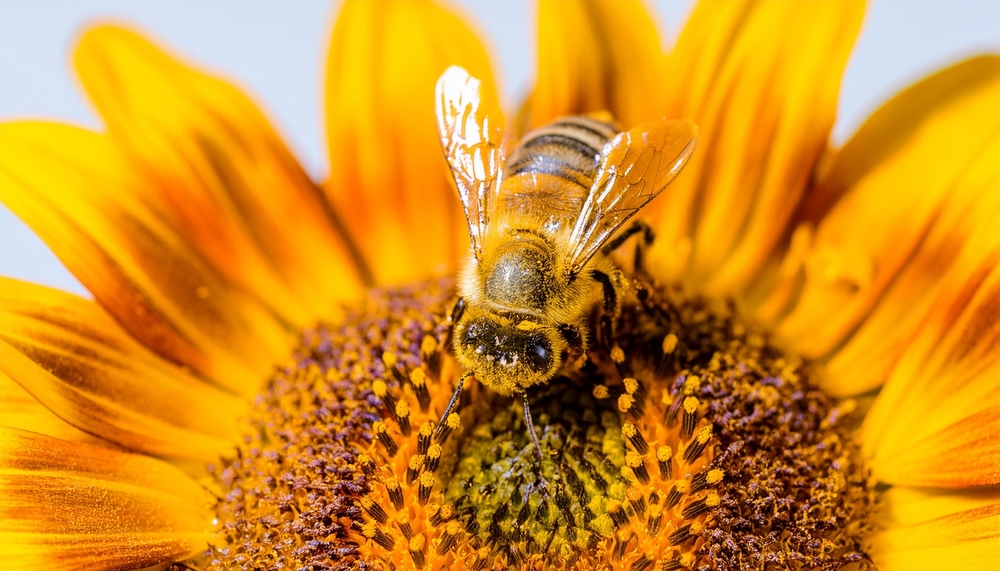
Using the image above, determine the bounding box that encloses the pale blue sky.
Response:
[2,0,999,297]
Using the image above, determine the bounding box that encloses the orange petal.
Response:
[324,0,495,285]
[74,25,366,325]
[860,258,1000,487]
[0,122,289,394]
[0,278,245,461]
[870,487,1000,571]
[0,428,214,571]
[522,0,663,130]
[771,56,1000,367]
[646,0,865,293]
[0,372,103,447]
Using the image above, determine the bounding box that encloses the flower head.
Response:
[1,1,998,570]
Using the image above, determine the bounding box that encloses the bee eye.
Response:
[525,341,552,374]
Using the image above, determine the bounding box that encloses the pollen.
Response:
[205,277,874,571]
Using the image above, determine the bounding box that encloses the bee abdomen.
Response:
[504,116,620,188]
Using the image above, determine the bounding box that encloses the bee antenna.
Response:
[522,395,544,459]
[434,371,472,440]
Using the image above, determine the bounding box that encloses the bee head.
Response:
[454,312,565,396]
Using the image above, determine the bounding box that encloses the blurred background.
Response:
[2,0,999,297]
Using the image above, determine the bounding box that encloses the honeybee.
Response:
[434,66,696,455]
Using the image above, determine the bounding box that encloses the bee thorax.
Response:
[484,242,555,311]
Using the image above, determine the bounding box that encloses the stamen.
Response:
[424,443,443,473]
[372,421,398,457]
[682,426,712,464]
[646,504,663,536]
[662,333,678,354]
[656,445,673,479]
[434,412,461,443]
[622,422,649,454]
[689,468,724,494]
[405,454,423,485]
[372,379,397,416]
[362,521,396,550]
[385,476,403,511]
[625,451,651,484]
[681,491,720,519]
[420,335,440,380]
[395,511,414,539]
[395,400,412,436]
[680,396,699,439]
[410,368,431,411]
[360,496,388,524]
[408,533,426,568]
[436,520,462,555]
[418,472,435,504]
[668,521,702,545]
[417,421,434,454]
[630,554,654,571]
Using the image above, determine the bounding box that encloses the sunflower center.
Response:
[204,277,874,570]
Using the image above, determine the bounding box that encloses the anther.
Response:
[622,422,649,454]
[405,454,424,485]
[410,368,431,412]
[689,468,724,494]
[626,451,651,484]
[385,476,404,511]
[627,486,646,516]
[665,480,689,509]
[396,511,414,539]
[417,421,434,455]
[662,333,678,354]
[668,521,703,545]
[607,500,630,529]
[408,534,426,568]
[436,520,462,555]
[612,530,633,559]
[683,376,700,395]
[656,445,673,479]
[419,335,440,378]
[372,380,397,417]
[618,394,640,418]
[434,412,461,443]
[660,550,682,571]
[593,385,610,399]
[429,504,453,527]
[646,504,663,536]
[418,471,435,504]
[611,345,626,363]
[682,425,713,464]
[424,443,443,473]
[681,491,720,519]
[357,453,377,477]
[630,554,654,571]
[395,400,412,436]
[681,396,699,439]
[470,546,492,571]
[360,496,388,524]
[372,421,398,457]
[361,521,396,550]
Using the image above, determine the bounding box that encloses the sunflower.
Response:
[1,0,998,570]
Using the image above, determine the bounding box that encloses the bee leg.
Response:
[434,370,472,440]
[601,220,656,275]
[591,269,622,346]
[521,395,545,459]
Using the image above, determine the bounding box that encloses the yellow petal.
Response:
[646,0,865,293]
[870,487,1000,571]
[75,25,366,324]
[324,0,495,285]
[521,0,663,130]
[0,428,214,571]
[772,57,1000,368]
[0,122,289,394]
[861,259,1000,487]
[0,372,103,447]
[0,278,245,461]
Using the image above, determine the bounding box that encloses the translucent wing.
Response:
[566,119,697,275]
[435,66,505,261]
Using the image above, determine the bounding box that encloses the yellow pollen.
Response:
[373,421,388,435]
[446,412,461,430]
[408,455,422,471]
[361,521,377,538]
[420,334,437,355]
[395,511,409,525]
[618,394,635,413]
[657,446,672,462]
[695,426,712,443]
[625,451,643,468]
[683,396,699,414]
[427,444,442,459]
[410,367,427,387]
[395,400,410,418]
[439,504,455,519]
[706,491,721,507]
[408,533,425,551]
[419,421,433,437]
[419,471,435,487]
[680,553,697,567]
[516,320,539,331]
[690,521,704,534]
[675,480,690,494]
[593,385,610,399]
[372,380,388,398]
[611,345,625,363]
[707,469,724,484]
[622,422,637,439]
[662,333,678,354]
[382,351,398,368]
[623,377,639,394]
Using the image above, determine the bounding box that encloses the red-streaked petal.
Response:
[0,428,214,571]
[0,278,245,461]
[0,122,289,394]
[324,0,495,285]
[75,25,366,323]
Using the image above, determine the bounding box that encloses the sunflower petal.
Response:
[0,278,245,461]
[0,122,288,394]
[324,0,494,285]
[0,372,103,447]
[870,487,1000,571]
[75,25,365,323]
[0,428,214,571]
[521,0,662,130]
[646,0,865,292]
[860,259,1000,487]
[772,57,1000,368]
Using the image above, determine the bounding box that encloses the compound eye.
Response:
[524,339,552,374]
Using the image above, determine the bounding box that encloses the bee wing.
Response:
[435,66,506,261]
[566,119,697,276]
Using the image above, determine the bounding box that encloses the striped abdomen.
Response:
[498,115,620,233]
